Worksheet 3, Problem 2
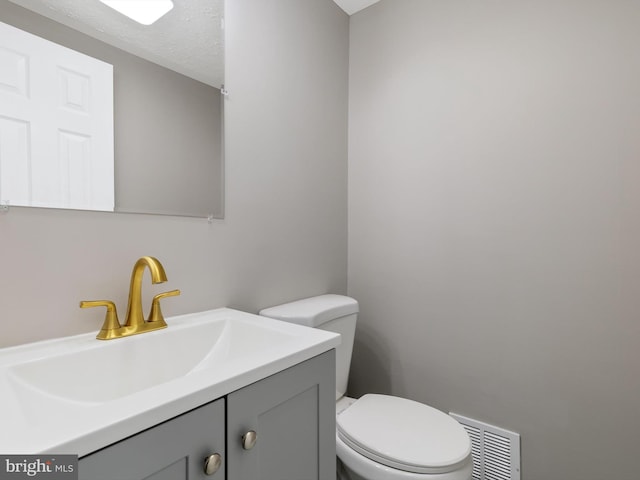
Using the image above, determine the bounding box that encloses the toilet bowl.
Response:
[260,294,473,480]
[335,395,472,480]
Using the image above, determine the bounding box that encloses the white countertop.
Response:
[0,308,340,456]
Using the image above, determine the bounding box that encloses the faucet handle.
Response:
[80,300,122,340]
[148,289,181,325]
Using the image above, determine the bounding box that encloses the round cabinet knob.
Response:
[242,430,257,450]
[203,453,222,476]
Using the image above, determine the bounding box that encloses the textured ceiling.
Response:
[333,0,381,15]
[7,0,224,87]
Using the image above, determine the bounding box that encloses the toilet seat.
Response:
[337,394,471,475]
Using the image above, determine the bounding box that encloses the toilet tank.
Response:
[259,294,359,400]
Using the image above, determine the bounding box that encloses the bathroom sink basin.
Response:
[0,308,340,455]
[8,313,297,403]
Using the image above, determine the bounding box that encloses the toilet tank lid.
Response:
[259,294,359,328]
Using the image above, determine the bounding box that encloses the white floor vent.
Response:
[449,413,520,480]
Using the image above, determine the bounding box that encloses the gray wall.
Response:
[348,1,640,479]
[0,0,349,347]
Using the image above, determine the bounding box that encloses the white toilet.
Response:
[260,294,473,480]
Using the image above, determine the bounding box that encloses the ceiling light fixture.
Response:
[98,0,174,26]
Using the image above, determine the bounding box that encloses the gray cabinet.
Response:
[79,398,225,480]
[79,350,335,480]
[227,349,336,480]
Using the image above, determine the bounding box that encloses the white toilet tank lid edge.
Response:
[259,294,359,327]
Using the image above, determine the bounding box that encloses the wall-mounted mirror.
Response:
[0,0,224,218]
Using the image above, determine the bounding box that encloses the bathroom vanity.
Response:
[79,351,335,479]
[0,309,339,480]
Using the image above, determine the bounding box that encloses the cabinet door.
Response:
[227,350,336,480]
[78,399,225,480]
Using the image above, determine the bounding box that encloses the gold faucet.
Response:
[80,256,180,340]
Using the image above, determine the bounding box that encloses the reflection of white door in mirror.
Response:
[0,21,114,211]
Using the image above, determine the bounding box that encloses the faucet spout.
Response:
[124,256,167,327]
[81,256,179,340]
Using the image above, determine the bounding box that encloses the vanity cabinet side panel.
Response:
[226,350,336,480]
[78,398,225,480]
